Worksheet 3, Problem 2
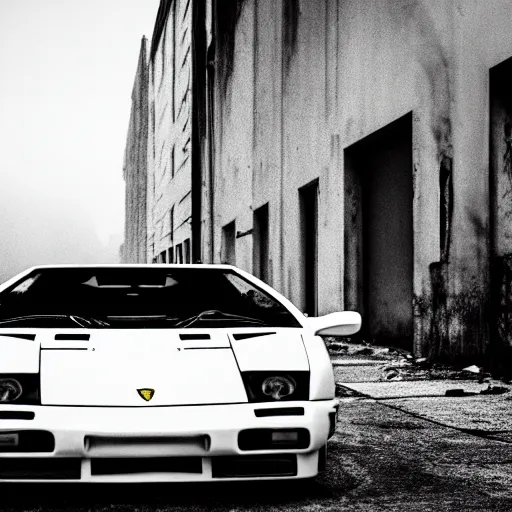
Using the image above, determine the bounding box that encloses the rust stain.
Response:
[283,0,300,71]
[215,0,246,99]
[426,261,489,366]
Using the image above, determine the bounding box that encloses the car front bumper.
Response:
[0,399,338,482]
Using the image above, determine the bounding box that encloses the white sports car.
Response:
[0,264,361,483]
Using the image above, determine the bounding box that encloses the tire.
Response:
[318,444,327,473]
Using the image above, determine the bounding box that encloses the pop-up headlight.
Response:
[0,378,23,403]
[242,372,309,402]
[0,375,39,405]
[261,376,296,400]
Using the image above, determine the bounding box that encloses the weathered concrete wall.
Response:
[147,0,193,263]
[122,37,148,264]
[209,0,512,364]
[212,0,255,272]
[252,0,284,289]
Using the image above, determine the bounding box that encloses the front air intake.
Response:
[212,454,297,478]
[0,430,54,452]
[238,428,310,451]
[0,458,80,480]
[91,457,202,475]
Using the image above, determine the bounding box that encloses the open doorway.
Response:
[222,221,236,265]
[253,203,269,283]
[344,113,413,349]
[489,56,512,368]
[300,180,319,317]
[490,57,512,257]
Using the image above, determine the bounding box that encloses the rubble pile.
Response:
[323,336,510,390]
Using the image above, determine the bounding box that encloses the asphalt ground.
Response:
[2,353,511,511]
[2,396,512,512]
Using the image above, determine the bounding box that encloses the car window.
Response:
[225,274,282,309]
[0,268,302,329]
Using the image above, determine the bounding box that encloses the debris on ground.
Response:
[324,336,510,385]
[382,368,402,381]
[463,365,481,374]
[445,388,478,397]
[480,384,510,395]
[443,384,510,397]
[478,373,492,384]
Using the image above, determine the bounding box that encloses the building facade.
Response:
[122,37,149,264]
[198,0,512,369]
[126,0,512,370]
[145,0,197,265]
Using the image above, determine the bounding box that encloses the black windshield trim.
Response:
[0,268,303,329]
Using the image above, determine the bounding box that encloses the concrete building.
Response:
[146,0,202,265]
[126,0,512,370]
[192,0,512,369]
[122,36,149,264]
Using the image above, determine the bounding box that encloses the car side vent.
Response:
[0,334,36,341]
[179,334,211,340]
[254,407,305,417]
[0,412,35,420]
[232,332,276,341]
[54,334,90,341]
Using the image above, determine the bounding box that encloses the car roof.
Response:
[23,264,239,271]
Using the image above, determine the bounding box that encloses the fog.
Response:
[0,179,121,284]
[0,0,159,284]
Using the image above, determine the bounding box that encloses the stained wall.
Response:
[208,0,512,363]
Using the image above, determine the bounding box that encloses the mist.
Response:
[0,180,121,284]
[0,0,160,285]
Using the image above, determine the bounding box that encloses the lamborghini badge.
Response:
[137,388,155,401]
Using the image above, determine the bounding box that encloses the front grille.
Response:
[0,458,81,480]
[85,435,210,456]
[212,454,297,478]
[91,457,202,475]
[0,430,54,452]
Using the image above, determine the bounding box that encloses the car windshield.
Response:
[0,268,301,329]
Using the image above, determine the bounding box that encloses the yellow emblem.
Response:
[137,388,155,401]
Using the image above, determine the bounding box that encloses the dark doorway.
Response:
[253,203,269,283]
[489,56,512,371]
[344,113,413,349]
[490,57,512,257]
[300,180,319,316]
[222,221,236,265]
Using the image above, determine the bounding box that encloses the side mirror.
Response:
[309,311,362,337]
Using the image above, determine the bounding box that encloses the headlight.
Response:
[261,376,296,400]
[241,371,310,402]
[0,378,23,403]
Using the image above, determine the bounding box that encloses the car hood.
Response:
[0,329,308,406]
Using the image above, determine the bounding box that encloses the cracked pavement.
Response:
[2,394,512,511]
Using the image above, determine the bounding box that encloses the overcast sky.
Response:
[0,0,160,282]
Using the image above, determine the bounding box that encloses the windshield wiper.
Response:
[0,314,109,328]
[69,315,110,328]
[174,310,268,328]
